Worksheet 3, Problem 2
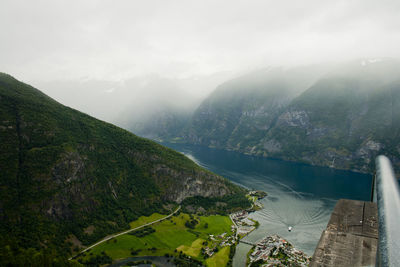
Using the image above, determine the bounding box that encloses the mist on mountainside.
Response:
[1,0,400,136]
[33,72,233,129]
[32,58,400,141]
[119,58,400,141]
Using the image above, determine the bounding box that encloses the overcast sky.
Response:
[1,0,400,84]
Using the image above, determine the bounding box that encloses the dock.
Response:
[310,199,378,267]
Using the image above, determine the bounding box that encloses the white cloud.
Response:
[1,0,399,83]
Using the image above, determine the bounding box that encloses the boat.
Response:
[288,226,292,232]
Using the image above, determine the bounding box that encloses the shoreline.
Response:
[230,191,266,266]
[159,141,375,176]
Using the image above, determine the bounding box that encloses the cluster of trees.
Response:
[250,259,265,267]
[173,251,203,267]
[130,248,142,256]
[184,218,199,229]
[128,226,156,237]
[227,242,237,267]
[182,194,251,215]
[77,252,112,267]
[0,245,80,267]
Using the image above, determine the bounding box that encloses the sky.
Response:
[1,0,400,124]
[1,0,400,83]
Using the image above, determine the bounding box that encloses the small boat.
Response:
[288,226,292,232]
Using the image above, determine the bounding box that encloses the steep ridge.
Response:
[184,66,326,152]
[260,60,400,173]
[0,73,249,263]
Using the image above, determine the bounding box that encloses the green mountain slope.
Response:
[263,61,400,173]
[158,59,400,174]
[184,67,324,152]
[0,73,249,263]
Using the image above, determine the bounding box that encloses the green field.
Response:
[129,213,165,229]
[197,215,233,235]
[205,246,231,267]
[177,238,205,257]
[78,213,234,266]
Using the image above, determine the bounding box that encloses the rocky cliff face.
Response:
[183,68,319,152]
[151,164,229,203]
[260,62,400,173]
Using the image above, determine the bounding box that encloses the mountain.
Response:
[151,59,400,174]
[111,75,201,141]
[0,73,249,264]
[128,106,192,141]
[122,67,327,143]
[261,59,400,173]
[183,65,331,151]
[35,72,232,137]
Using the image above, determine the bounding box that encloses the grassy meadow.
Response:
[129,213,165,229]
[206,246,231,267]
[78,212,234,266]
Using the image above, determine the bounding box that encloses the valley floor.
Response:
[76,211,235,266]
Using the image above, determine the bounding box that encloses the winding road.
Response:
[69,205,181,260]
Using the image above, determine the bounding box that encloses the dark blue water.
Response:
[162,143,372,265]
[164,143,372,201]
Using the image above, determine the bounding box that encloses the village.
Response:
[228,191,311,267]
[201,232,236,258]
[228,190,267,239]
[247,234,311,266]
[230,210,259,237]
[201,211,259,258]
[202,191,266,258]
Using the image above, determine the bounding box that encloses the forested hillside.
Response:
[0,73,249,265]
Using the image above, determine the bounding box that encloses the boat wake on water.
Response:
[236,174,336,255]
[256,195,331,229]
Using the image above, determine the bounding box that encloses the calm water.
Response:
[162,143,372,266]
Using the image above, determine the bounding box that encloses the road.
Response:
[229,214,239,239]
[69,205,181,260]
